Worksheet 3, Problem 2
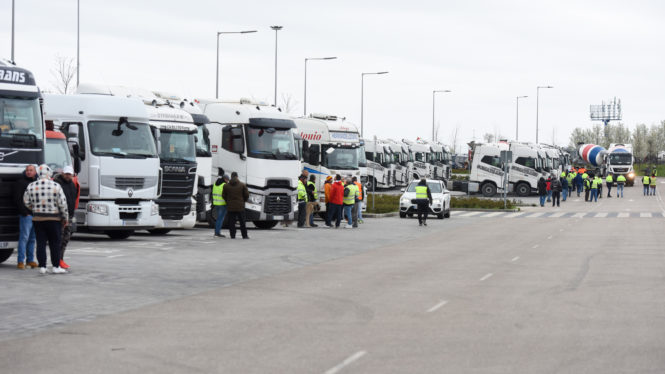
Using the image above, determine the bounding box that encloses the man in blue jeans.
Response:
[13,165,38,270]
[212,174,229,237]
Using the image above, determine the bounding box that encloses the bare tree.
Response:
[280,93,299,115]
[50,55,77,94]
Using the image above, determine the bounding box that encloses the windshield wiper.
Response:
[160,157,193,163]
[124,153,150,159]
[95,151,128,158]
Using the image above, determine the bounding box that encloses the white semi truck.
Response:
[363,138,394,189]
[0,60,45,262]
[43,94,161,239]
[606,143,635,185]
[295,114,362,213]
[402,139,431,182]
[197,99,301,229]
[76,85,199,234]
[385,139,409,187]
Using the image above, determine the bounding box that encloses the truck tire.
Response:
[105,230,133,240]
[147,229,171,235]
[0,248,13,264]
[365,177,376,191]
[481,182,497,197]
[253,220,278,229]
[515,182,530,197]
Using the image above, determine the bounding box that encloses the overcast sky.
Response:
[2,0,664,152]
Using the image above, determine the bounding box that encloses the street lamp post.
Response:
[270,26,282,107]
[535,85,553,143]
[216,29,257,99]
[76,0,79,86]
[515,95,528,141]
[11,0,15,62]
[432,90,451,142]
[360,71,388,137]
[303,56,337,116]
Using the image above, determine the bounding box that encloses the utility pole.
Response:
[270,26,282,107]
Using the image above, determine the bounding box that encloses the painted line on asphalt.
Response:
[504,212,525,218]
[458,211,482,217]
[107,255,124,259]
[526,212,545,218]
[640,212,652,218]
[594,212,608,218]
[483,212,504,218]
[426,300,448,313]
[479,273,493,282]
[572,212,586,218]
[511,256,520,262]
[547,235,553,240]
[532,244,539,249]
[324,351,367,374]
[617,212,630,218]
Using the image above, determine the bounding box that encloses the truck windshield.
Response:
[357,146,367,167]
[609,153,632,165]
[88,121,157,158]
[195,124,211,157]
[0,98,43,147]
[323,146,359,170]
[415,152,426,162]
[247,126,297,160]
[45,137,72,174]
[159,131,196,163]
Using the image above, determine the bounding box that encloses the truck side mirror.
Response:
[230,127,245,156]
[154,128,162,155]
[302,140,310,162]
[309,144,321,166]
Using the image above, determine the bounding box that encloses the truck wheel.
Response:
[148,229,171,235]
[515,182,530,197]
[0,248,13,264]
[399,212,406,218]
[253,221,278,229]
[105,230,133,240]
[366,177,376,191]
[481,182,497,197]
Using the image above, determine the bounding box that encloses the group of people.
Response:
[211,171,251,239]
[13,164,78,274]
[642,172,658,196]
[297,171,365,229]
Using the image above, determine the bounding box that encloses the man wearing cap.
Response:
[54,165,80,269]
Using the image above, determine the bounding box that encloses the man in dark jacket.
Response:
[537,177,547,207]
[13,164,38,269]
[53,165,79,269]
[222,172,250,239]
[551,175,562,207]
[415,179,433,226]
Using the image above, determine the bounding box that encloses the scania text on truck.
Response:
[197,99,301,229]
[43,94,160,239]
[295,114,361,213]
[0,60,45,263]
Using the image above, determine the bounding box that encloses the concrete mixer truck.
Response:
[577,143,635,185]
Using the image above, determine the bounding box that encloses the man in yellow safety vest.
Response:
[297,175,308,227]
[212,174,229,237]
[415,178,433,226]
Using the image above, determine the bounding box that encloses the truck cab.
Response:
[402,139,431,182]
[385,139,409,187]
[43,94,161,239]
[607,143,635,185]
[0,60,45,262]
[198,98,301,229]
[467,142,505,197]
[295,114,361,212]
[363,138,393,190]
[509,142,542,197]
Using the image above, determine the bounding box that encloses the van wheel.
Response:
[481,182,497,197]
[148,229,171,235]
[515,182,531,197]
[105,230,133,240]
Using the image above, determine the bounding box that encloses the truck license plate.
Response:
[123,220,138,226]
[272,216,283,221]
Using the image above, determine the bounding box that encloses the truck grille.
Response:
[265,194,291,215]
[0,174,21,243]
[613,168,629,173]
[115,177,144,189]
[156,166,196,220]
[266,179,292,189]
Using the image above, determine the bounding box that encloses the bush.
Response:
[452,169,469,174]
[450,174,469,181]
[451,197,517,210]
[365,194,400,214]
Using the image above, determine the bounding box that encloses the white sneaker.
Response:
[39,267,47,275]
[52,267,67,274]
[344,224,353,229]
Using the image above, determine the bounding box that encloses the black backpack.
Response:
[344,186,350,197]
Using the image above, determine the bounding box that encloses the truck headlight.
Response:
[248,194,263,205]
[151,203,160,216]
[628,172,635,179]
[87,203,109,216]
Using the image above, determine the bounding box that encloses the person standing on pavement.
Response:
[53,165,79,269]
[13,164,38,270]
[590,174,600,202]
[605,174,613,198]
[551,175,562,207]
[616,174,626,198]
[328,174,344,228]
[546,176,552,202]
[560,172,568,202]
[212,174,229,238]
[650,173,657,196]
[306,175,319,228]
[323,176,333,227]
[566,170,575,196]
[642,174,651,196]
[597,174,603,199]
[574,172,583,197]
[23,164,69,274]
[584,174,591,202]
[537,177,547,207]
[415,178,432,226]
[342,177,358,228]
[297,174,308,228]
[221,172,249,239]
[353,177,364,224]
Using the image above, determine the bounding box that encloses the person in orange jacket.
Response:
[323,176,333,226]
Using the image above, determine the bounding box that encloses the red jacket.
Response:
[330,181,344,205]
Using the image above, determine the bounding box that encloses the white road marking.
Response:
[640,212,652,218]
[594,212,608,218]
[511,256,520,262]
[107,255,124,259]
[629,199,635,202]
[550,212,566,218]
[547,235,553,240]
[617,212,630,218]
[482,212,504,218]
[532,244,539,249]
[458,211,482,217]
[526,212,545,218]
[572,212,586,218]
[504,212,525,218]
[479,273,493,282]
[426,300,448,313]
[324,351,367,374]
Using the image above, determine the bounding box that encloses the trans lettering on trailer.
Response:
[0,69,26,83]
[511,165,539,177]
[300,131,322,141]
[329,131,359,141]
[478,164,504,176]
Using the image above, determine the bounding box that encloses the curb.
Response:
[363,212,400,218]
[452,208,520,212]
